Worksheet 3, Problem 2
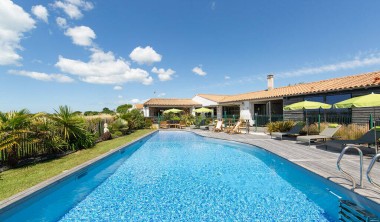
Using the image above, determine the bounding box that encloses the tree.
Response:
[121,109,145,130]
[49,105,93,149]
[102,107,115,115]
[0,109,32,166]
[116,104,132,114]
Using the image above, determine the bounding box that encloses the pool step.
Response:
[339,200,379,222]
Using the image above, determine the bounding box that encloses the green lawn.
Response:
[0,129,154,201]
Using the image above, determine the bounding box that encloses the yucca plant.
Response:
[49,106,93,150]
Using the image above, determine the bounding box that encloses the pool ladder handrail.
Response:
[366,153,380,190]
[337,145,363,189]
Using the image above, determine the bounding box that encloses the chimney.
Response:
[267,74,274,90]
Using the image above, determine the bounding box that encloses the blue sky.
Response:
[2,0,380,112]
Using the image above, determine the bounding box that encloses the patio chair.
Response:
[179,120,186,129]
[226,121,242,134]
[213,120,223,132]
[296,124,342,146]
[271,123,304,140]
[159,121,169,129]
[324,128,380,153]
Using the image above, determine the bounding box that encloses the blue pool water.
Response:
[1,131,378,221]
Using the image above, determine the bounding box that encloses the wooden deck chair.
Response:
[179,120,186,129]
[213,120,223,132]
[159,121,169,129]
[227,121,242,134]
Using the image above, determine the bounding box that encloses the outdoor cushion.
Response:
[328,123,339,128]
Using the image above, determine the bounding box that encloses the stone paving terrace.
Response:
[174,129,380,205]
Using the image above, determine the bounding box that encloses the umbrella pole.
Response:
[375,107,378,154]
[305,108,309,136]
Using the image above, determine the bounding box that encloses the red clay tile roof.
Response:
[219,71,380,103]
[144,98,201,106]
[196,94,230,102]
[134,104,144,109]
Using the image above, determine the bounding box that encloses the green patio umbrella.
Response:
[194,107,213,113]
[163,108,183,114]
[334,92,380,153]
[283,101,332,111]
[284,101,332,135]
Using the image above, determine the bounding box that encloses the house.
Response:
[143,71,380,125]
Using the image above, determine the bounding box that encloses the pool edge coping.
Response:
[0,130,158,213]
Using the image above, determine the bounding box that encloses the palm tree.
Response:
[49,105,88,149]
[0,109,32,166]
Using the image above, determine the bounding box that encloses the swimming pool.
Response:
[0,131,378,221]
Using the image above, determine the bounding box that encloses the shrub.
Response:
[334,124,368,140]
[101,131,112,141]
[266,120,296,133]
[171,116,180,121]
[180,113,195,126]
[110,118,129,135]
[113,131,123,137]
[145,118,153,128]
[121,109,145,130]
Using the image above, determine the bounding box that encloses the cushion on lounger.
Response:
[328,123,339,128]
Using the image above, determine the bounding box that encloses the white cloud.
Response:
[130,99,140,104]
[53,0,93,20]
[56,17,67,28]
[113,85,123,90]
[129,46,162,65]
[192,66,207,76]
[278,53,380,78]
[118,95,123,99]
[55,48,153,85]
[64,26,95,46]
[0,0,35,66]
[225,75,230,80]
[8,70,74,83]
[211,1,216,10]
[31,5,48,23]
[151,67,175,81]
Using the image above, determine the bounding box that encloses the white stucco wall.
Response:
[143,107,149,117]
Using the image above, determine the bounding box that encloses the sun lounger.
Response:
[297,124,341,146]
[226,121,242,134]
[325,128,380,153]
[213,120,223,132]
[271,123,304,140]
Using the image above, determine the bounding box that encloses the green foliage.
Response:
[113,131,123,137]
[171,116,180,121]
[116,104,132,114]
[0,109,31,131]
[49,106,89,148]
[266,120,296,133]
[121,109,145,130]
[110,118,129,135]
[73,111,82,115]
[195,116,203,126]
[180,113,195,126]
[162,113,174,121]
[84,111,99,116]
[101,107,115,115]
[144,118,153,128]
